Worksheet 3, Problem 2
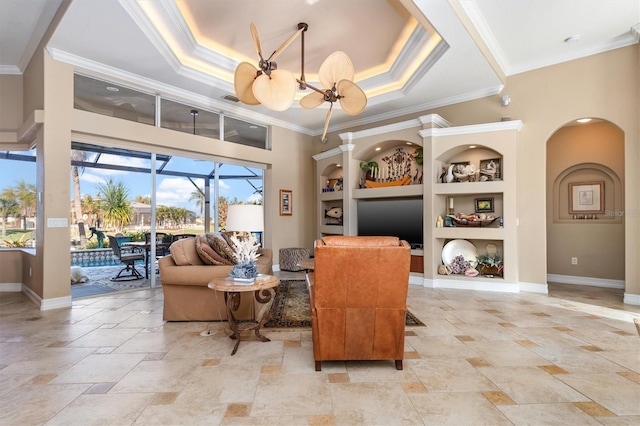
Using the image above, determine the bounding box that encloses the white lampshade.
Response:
[226,204,264,232]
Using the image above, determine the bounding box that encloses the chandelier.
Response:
[234,22,367,141]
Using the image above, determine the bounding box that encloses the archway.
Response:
[546,119,625,297]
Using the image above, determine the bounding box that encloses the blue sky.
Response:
[1,154,263,214]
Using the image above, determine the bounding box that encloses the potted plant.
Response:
[359,161,379,181]
[476,253,503,277]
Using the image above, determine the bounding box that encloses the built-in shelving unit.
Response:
[313,114,523,292]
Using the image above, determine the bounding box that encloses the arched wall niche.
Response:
[552,163,623,223]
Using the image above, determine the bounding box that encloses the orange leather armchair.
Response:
[306,235,411,371]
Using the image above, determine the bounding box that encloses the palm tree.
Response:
[0,190,19,237]
[82,195,103,227]
[96,178,133,231]
[71,150,88,245]
[189,189,205,218]
[217,196,240,230]
[156,205,170,228]
[135,195,151,204]
[15,180,36,230]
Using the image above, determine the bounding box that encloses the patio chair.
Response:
[107,235,145,281]
[171,234,196,243]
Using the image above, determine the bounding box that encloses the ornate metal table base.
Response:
[208,275,280,356]
[225,287,278,355]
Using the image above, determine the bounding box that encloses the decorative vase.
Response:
[445,165,454,183]
[229,261,258,280]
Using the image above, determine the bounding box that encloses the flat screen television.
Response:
[357,198,423,248]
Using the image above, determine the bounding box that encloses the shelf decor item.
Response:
[475,197,494,213]
[280,189,292,215]
[479,158,501,181]
[228,233,261,281]
[364,175,411,188]
[449,214,497,227]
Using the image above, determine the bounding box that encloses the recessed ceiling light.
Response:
[469,145,477,149]
[564,35,580,43]
[406,142,412,145]
[106,86,119,92]
[577,118,592,123]
[336,164,341,168]
[375,147,381,151]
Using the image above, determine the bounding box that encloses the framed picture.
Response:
[479,157,501,181]
[569,181,604,214]
[279,189,292,216]
[475,197,494,213]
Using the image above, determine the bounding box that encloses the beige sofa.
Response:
[158,236,273,321]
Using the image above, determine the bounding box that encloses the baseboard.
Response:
[273,264,280,272]
[409,274,423,286]
[433,278,519,293]
[0,283,22,292]
[519,282,548,294]
[22,285,72,311]
[547,274,625,289]
[623,292,640,306]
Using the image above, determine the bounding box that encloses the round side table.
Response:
[208,275,280,355]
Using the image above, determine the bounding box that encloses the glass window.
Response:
[0,149,37,247]
[160,99,220,139]
[74,74,156,125]
[223,115,268,149]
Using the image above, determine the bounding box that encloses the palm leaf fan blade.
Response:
[234,62,261,105]
[319,51,354,90]
[337,80,367,115]
[321,103,333,142]
[250,23,263,59]
[252,69,297,111]
[300,92,325,109]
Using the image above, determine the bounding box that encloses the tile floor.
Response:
[1,279,639,425]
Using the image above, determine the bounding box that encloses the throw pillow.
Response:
[210,235,238,264]
[170,237,204,266]
[195,235,232,266]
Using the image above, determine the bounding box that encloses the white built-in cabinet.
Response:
[312,114,523,291]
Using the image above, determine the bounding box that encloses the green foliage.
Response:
[359,161,379,171]
[477,254,503,267]
[85,239,109,249]
[413,147,423,165]
[97,178,133,230]
[2,232,31,247]
[124,230,146,242]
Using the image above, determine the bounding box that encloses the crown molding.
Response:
[419,119,523,138]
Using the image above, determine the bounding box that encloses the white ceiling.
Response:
[1,0,638,138]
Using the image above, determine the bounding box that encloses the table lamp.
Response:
[226,204,264,245]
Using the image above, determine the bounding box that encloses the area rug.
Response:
[264,280,425,328]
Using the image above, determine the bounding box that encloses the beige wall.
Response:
[0,75,23,131]
[325,45,639,296]
[546,121,625,280]
[0,250,23,284]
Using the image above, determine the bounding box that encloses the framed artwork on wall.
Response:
[280,189,292,216]
[474,197,494,213]
[569,181,604,214]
